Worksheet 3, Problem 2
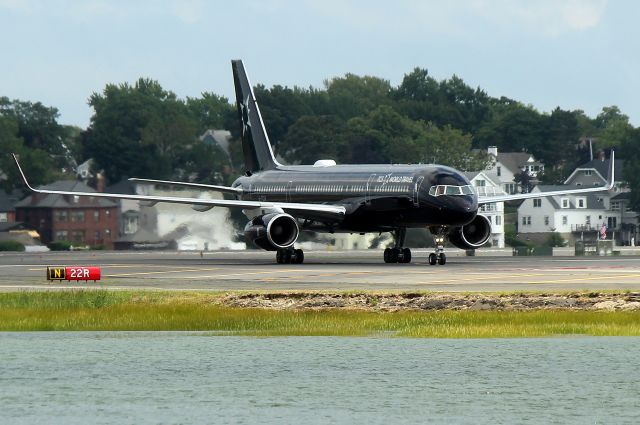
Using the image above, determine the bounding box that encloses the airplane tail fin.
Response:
[232,60,279,174]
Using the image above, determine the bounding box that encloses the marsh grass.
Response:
[1,290,639,337]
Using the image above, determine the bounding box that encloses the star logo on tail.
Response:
[240,95,252,138]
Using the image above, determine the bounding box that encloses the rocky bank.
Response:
[222,292,640,312]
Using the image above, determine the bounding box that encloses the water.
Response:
[1,334,639,424]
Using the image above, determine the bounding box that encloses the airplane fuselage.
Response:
[233,163,478,232]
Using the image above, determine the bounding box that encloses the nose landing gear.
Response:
[428,232,447,266]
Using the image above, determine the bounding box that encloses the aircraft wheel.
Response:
[389,248,400,263]
[402,248,412,263]
[276,250,284,264]
[428,253,437,265]
[283,249,293,264]
[294,249,304,264]
[383,248,391,263]
[438,253,447,265]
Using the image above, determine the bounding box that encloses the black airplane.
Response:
[13,60,614,265]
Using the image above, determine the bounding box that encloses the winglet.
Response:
[12,153,38,192]
[607,150,615,190]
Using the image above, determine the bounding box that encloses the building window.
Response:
[94,210,100,222]
[522,216,531,226]
[495,216,501,225]
[0,212,7,223]
[562,216,568,225]
[585,169,592,176]
[95,230,101,240]
[55,230,68,241]
[533,199,542,208]
[544,216,549,226]
[106,210,111,217]
[487,215,492,224]
[71,230,85,242]
[561,198,569,208]
[476,180,486,187]
[586,216,591,226]
[71,211,85,223]
[105,229,111,239]
[611,201,620,211]
[497,166,501,177]
[576,198,586,208]
[55,210,68,222]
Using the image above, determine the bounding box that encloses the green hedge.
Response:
[47,240,73,251]
[0,240,26,251]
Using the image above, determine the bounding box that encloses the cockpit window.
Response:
[429,185,475,197]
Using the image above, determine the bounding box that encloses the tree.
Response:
[622,128,640,211]
[84,78,197,182]
[595,105,634,149]
[279,115,347,164]
[186,93,234,133]
[0,115,59,191]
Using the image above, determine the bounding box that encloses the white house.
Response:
[518,155,638,245]
[484,146,544,194]
[465,171,505,248]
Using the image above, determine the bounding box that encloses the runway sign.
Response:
[47,266,101,281]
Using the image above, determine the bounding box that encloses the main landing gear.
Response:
[428,232,446,266]
[383,228,412,264]
[276,248,304,264]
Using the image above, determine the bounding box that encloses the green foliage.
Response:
[0,240,25,251]
[47,240,73,251]
[545,232,566,247]
[622,128,640,211]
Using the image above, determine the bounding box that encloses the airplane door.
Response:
[286,181,293,202]
[413,176,424,207]
[366,174,376,204]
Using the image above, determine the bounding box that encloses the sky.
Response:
[1,0,639,127]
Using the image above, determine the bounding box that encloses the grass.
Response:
[0,290,639,337]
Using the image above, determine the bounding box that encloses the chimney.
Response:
[487,146,498,157]
[96,172,105,193]
[598,150,605,162]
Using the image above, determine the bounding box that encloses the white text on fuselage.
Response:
[377,174,413,184]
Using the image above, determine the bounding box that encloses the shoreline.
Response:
[222,291,640,311]
[0,290,639,336]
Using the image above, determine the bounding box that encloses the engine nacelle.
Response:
[244,213,299,251]
[448,214,492,250]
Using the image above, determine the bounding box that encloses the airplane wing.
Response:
[128,178,243,195]
[12,154,345,220]
[478,151,615,205]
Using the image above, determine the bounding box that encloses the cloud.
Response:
[302,0,607,39]
[170,0,205,24]
[470,0,608,36]
[0,0,32,13]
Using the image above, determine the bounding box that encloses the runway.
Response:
[2,249,640,292]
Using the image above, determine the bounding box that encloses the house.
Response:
[465,171,505,248]
[14,180,118,248]
[518,154,638,245]
[564,154,625,190]
[0,190,16,223]
[484,146,544,194]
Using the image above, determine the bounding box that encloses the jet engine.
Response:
[244,213,300,251]
[447,214,492,250]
